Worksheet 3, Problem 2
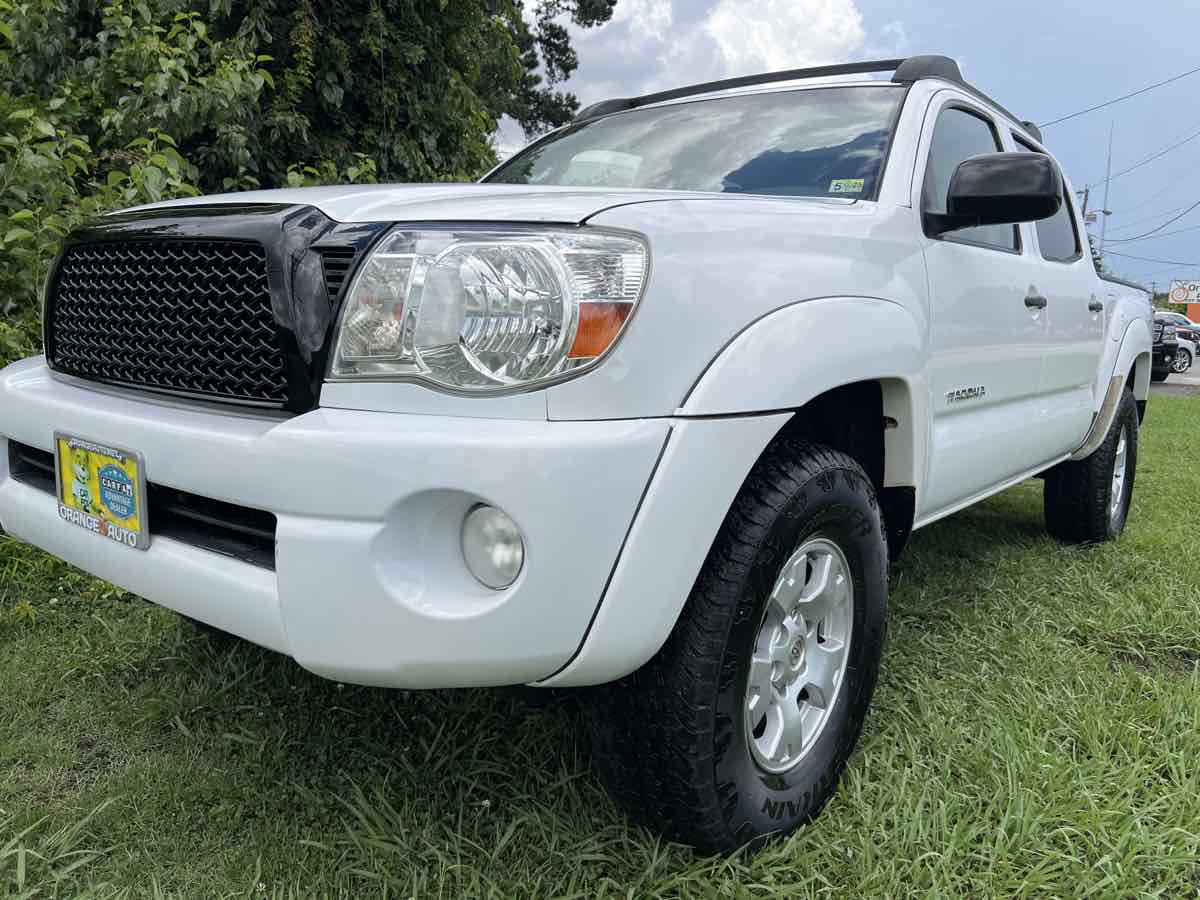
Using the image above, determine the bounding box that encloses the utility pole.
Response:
[1099,122,1114,254]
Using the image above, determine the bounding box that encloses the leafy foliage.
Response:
[1088,232,1105,273]
[0,0,615,364]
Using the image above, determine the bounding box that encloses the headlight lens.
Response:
[1165,324,1178,339]
[330,227,649,391]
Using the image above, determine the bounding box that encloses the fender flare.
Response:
[1075,316,1147,458]
[539,297,927,687]
[1113,317,1152,401]
[679,295,927,490]
[1071,318,1152,460]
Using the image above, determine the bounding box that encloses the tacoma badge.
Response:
[946,385,987,404]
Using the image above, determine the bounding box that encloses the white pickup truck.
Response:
[0,55,1153,852]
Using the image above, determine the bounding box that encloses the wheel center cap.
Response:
[789,639,805,664]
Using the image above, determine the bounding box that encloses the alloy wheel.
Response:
[1110,425,1129,526]
[744,536,854,774]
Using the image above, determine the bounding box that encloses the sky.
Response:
[504,0,1200,292]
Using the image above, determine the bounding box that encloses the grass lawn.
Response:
[2,393,1199,898]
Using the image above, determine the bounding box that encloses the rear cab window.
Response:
[1013,134,1082,263]
[485,86,905,200]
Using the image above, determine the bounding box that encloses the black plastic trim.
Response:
[44,205,389,414]
[6,440,277,570]
[7,440,56,494]
[147,483,277,570]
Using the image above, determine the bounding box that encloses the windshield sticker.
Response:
[562,150,642,187]
[829,178,865,194]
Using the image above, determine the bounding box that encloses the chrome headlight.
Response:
[329,227,649,392]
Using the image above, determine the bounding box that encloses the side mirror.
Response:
[927,152,1063,236]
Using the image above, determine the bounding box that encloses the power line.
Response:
[1107,250,1200,266]
[1126,264,1200,279]
[1106,199,1200,242]
[1108,201,1200,233]
[1104,221,1200,243]
[1084,125,1200,190]
[1039,64,1200,127]
[1111,161,1199,214]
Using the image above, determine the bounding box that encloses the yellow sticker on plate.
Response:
[829,178,865,194]
[55,433,148,550]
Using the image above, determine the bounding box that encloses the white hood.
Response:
[123,183,733,225]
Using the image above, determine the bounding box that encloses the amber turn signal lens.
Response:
[568,302,633,359]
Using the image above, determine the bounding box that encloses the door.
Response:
[917,101,1057,519]
[1014,136,1105,454]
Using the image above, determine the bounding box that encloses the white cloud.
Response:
[611,0,673,40]
[704,0,866,74]
[563,0,889,105]
[498,0,904,151]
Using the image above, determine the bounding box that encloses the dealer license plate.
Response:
[54,432,149,550]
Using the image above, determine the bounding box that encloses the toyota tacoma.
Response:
[0,55,1154,852]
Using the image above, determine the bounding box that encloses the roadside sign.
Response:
[1169,280,1200,304]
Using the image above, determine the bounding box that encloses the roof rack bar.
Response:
[575,58,904,122]
[893,54,1027,130]
[572,54,1036,142]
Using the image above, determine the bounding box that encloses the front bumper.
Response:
[0,358,669,687]
[1152,343,1178,372]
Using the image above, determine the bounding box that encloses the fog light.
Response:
[461,505,524,590]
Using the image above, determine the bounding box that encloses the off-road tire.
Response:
[587,439,889,854]
[1043,389,1139,543]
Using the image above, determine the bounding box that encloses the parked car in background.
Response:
[1153,314,1181,381]
[1157,311,1200,347]
[0,54,1155,853]
[1173,336,1196,375]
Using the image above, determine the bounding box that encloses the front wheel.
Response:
[587,440,888,853]
[1172,348,1193,374]
[1043,390,1139,543]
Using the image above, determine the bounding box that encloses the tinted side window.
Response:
[922,107,1017,251]
[1014,136,1081,262]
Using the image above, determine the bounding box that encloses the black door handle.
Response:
[1025,293,1048,309]
[1089,299,1104,312]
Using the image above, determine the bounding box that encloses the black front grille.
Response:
[48,239,288,406]
[7,441,277,569]
[1153,321,1165,342]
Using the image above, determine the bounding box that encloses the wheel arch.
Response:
[1113,318,1152,422]
[542,374,922,687]
[680,294,926,555]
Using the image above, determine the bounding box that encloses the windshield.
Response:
[486,85,904,200]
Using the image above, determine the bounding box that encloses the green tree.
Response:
[0,0,616,361]
[1088,233,1105,273]
[216,0,615,187]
